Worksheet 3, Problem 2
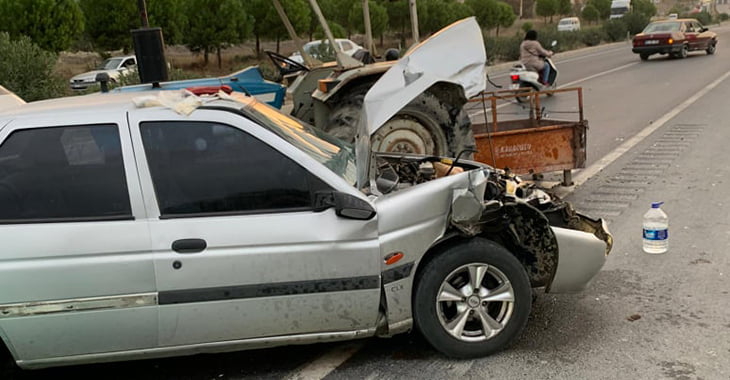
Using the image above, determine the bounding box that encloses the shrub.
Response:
[521,22,534,33]
[0,32,65,101]
[602,19,628,41]
[580,28,605,46]
[485,34,522,63]
[694,11,712,26]
[718,13,730,22]
[622,12,651,35]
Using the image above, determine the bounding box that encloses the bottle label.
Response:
[643,228,668,240]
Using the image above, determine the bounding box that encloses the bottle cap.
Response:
[651,201,664,208]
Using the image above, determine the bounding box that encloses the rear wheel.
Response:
[515,81,539,103]
[326,86,475,157]
[639,53,649,61]
[707,41,716,55]
[413,239,531,358]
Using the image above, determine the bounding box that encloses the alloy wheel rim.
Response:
[435,263,515,342]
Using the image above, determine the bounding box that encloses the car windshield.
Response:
[559,19,572,25]
[643,22,681,33]
[237,96,357,185]
[97,58,123,70]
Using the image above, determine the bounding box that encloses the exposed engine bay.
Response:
[373,154,613,288]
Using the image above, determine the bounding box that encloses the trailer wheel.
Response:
[326,87,474,157]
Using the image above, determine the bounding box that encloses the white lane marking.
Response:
[285,342,364,380]
[555,68,730,198]
[559,61,639,88]
[469,61,639,118]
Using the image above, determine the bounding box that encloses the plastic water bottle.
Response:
[643,202,668,254]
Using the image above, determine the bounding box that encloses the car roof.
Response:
[651,18,698,23]
[0,92,239,121]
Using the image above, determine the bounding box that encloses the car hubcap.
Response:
[436,263,515,342]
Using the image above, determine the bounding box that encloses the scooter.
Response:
[509,41,558,102]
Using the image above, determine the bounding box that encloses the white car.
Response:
[0,18,611,371]
[69,55,137,90]
[557,17,581,32]
[288,38,363,64]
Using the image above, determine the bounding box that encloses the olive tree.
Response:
[0,33,65,101]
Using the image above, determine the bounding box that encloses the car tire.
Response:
[678,44,688,59]
[413,238,531,358]
[706,41,716,55]
[639,53,649,61]
[326,85,475,157]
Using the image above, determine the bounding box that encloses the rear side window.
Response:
[0,125,132,222]
[140,121,324,217]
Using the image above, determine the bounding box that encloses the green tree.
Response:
[383,0,410,45]
[0,0,84,52]
[466,0,500,32]
[147,0,188,46]
[0,33,65,101]
[185,0,253,67]
[585,0,611,19]
[558,0,572,15]
[260,0,311,53]
[535,0,558,22]
[495,2,517,36]
[347,0,389,43]
[80,0,138,52]
[581,4,600,23]
[631,0,656,17]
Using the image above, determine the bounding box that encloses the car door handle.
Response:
[172,239,207,254]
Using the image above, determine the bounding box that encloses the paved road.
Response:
[11,25,730,380]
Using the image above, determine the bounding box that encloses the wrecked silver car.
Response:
[0,18,610,370]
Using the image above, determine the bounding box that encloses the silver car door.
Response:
[0,114,156,365]
[128,109,381,347]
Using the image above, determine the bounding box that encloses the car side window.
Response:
[0,125,132,222]
[341,41,354,51]
[140,121,326,217]
[123,59,136,68]
[685,22,694,32]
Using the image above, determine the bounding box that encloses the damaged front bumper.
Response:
[450,167,613,293]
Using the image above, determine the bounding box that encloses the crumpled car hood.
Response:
[356,17,487,188]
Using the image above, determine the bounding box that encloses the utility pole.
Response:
[409,0,419,44]
[137,0,149,27]
[363,0,375,54]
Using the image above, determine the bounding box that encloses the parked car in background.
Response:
[69,55,137,90]
[632,19,717,60]
[112,66,286,109]
[288,38,363,64]
[557,17,581,32]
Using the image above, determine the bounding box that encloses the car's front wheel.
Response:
[707,41,716,55]
[677,44,689,58]
[413,239,531,358]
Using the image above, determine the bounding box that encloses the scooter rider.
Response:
[519,30,553,85]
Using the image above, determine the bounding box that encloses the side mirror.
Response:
[701,27,708,32]
[314,191,376,220]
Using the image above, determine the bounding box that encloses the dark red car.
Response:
[632,18,717,61]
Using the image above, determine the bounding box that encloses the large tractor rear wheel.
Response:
[326,86,475,158]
